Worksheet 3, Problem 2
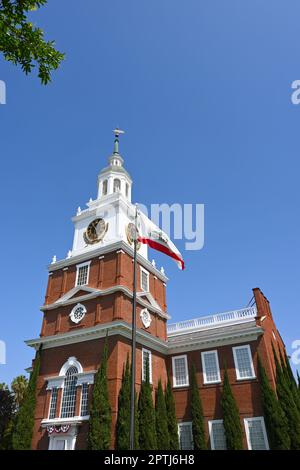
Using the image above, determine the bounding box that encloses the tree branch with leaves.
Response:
[0,0,64,84]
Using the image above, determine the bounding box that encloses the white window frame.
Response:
[75,261,91,287]
[232,344,256,380]
[208,419,227,450]
[142,348,152,383]
[201,350,221,384]
[140,266,149,292]
[244,417,269,450]
[79,382,89,418]
[48,387,58,420]
[172,355,189,388]
[178,422,194,450]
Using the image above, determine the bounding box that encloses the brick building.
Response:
[26,133,286,450]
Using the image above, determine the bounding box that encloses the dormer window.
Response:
[113,178,121,192]
[102,179,107,196]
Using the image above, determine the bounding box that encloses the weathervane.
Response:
[113,127,125,154]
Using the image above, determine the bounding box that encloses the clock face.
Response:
[84,218,107,245]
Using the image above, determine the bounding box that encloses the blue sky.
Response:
[1,0,300,385]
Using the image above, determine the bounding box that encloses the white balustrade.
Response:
[167,306,257,335]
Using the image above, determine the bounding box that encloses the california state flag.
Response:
[137,211,185,270]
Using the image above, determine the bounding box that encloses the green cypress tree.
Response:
[221,368,243,450]
[297,371,300,390]
[116,356,139,450]
[12,349,41,449]
[272,344,300,450]
[257,356,290,449]
[282,351,300,414]
[165,374,179,450]
[190,364,206,449]
[88,336,112,450]
[138,357,157,450]
[116,356,130,450]
[155,379,170,450]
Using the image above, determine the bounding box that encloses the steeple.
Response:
[97,128,132,201]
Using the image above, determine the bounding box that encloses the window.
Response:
[178,423,193,450]
[233,345,255,380]
[80,383,89,417]
[76,262,90,287]
[60,366,78,418]
[201,350,221,384]
[49,387,58,419]
[209,420,227,450]
[125,183,129,198]
[172,355,189,387]
[140,267,149,292]
[102,179,108,196]
[244,417,269,450]
[142,348,152,383]
[113,178,121,192]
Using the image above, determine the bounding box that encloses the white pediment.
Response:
[53,286,102,305]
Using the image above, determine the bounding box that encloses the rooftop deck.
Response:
[167,306,257,336]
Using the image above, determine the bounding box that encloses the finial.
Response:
[51,255,57,264]
[160,266,165,275]
[113,128,125,154]
[67,250,72,259]
[151,259,156,267]
[77,206,81,216]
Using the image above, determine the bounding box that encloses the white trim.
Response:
[201,350,221,384]
[168,327,263,355]
[42,416,89,427]
[232,344,256,380]
[59,357,83,376]
[140,308,152,329]
[75,261,91,287]
[26,321,169,354]
[142,348,152,383]
[178,422,193,450]
[69,303,87,324]
[208,419,226,450]
[48,240,168,283]
[41,284,169,320]
[244,417,269,450]
[46,371,95,390]
[140,266,150,292]
[172,355,189,387]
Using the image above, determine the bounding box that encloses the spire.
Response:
[113,128,125,155]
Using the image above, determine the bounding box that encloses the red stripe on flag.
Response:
[138,237,185,270]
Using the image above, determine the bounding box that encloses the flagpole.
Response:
[130,205,138,450]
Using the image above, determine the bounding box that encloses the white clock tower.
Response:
[70,129,148,260]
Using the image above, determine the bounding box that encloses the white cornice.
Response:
[25,321,263,356]
[41,416,89,428]
[26,321,169,354]
[167,326,264,354]
[47,240,168,283]
[41,284,169,320]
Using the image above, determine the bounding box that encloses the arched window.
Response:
[125,183,129,198]
[113,178,121,192]
[60,366,78,418]
[102,179,108,196]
